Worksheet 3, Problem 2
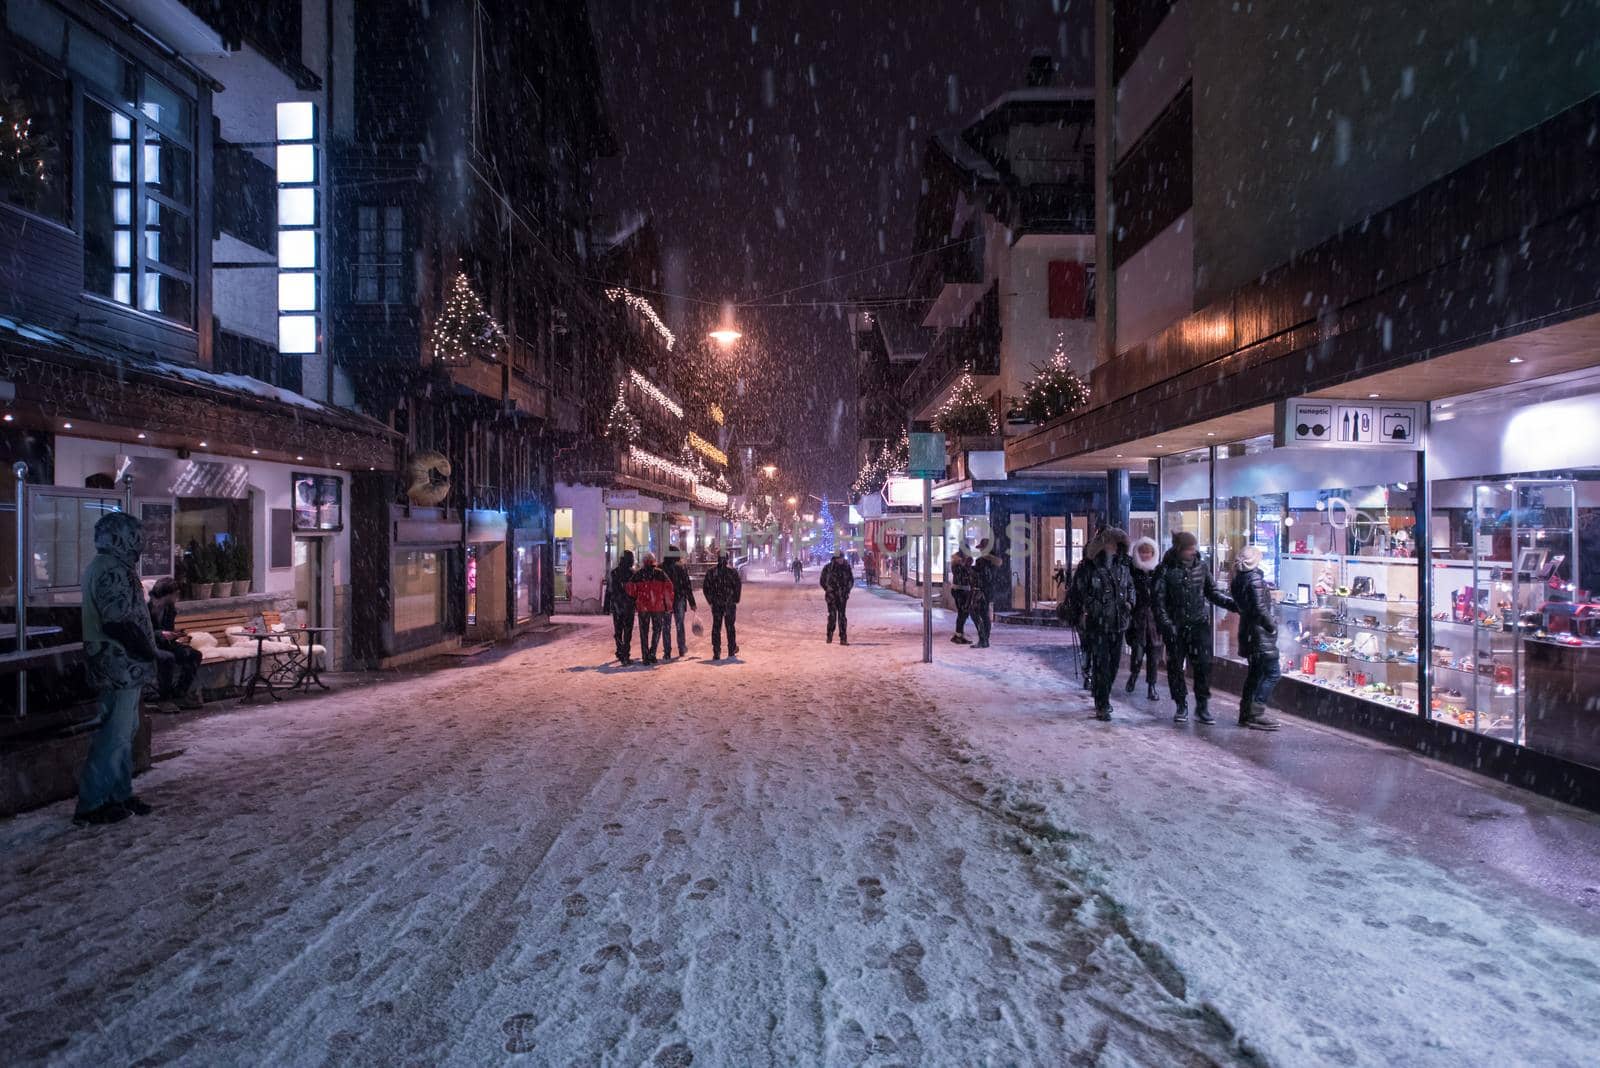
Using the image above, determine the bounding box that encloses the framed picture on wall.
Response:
[293,473,343,532]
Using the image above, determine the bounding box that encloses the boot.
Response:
[1172,705,1189,724]
[1195,702,1215,725]
[826,633,834,644]
[1243,703,1281,731]
[1095,706,1113,721]
[1146,682,1159,701]
[840,637,849,646]
[1124,673,1136,693]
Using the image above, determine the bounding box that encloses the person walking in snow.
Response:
[791,557,804,584]
[625,553,676,665]
[1229,545,1283,731]
[1066,527,1135,721]
[1125,536,1162,701]
[1153,530,1236,724]
[969,544,1001,648]
[74,511,165,826]
[820,550,854,645]
[602,550,639,665]
[703,551,742,659]
[949,548,974,644]
[661,548,697,659]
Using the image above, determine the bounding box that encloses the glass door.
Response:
[293,537,325,628]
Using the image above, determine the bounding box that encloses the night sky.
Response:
[589,0,1092,497]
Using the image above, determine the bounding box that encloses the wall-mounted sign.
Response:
[293,473,343,531]
[135,499,174,579]
[276,101,320,357]
[883,475,925,508]
[1277,397,1424,450]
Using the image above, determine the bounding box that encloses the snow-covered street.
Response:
[4,574,1600,1066]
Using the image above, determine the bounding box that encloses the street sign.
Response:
[1278,397,1424,450]
[909,432,947,478]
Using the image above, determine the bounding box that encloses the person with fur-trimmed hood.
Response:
[1154,530,1236,724]
[1125,536,1163,700]
[1229,545,1283,731]
[1066,526,1135,720]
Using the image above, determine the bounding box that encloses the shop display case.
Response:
[1427,479,1580,743]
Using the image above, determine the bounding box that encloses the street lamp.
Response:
[786,496,798,507]
[762,464,777,478]
[709,302,741,346]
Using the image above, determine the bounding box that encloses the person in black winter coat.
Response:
[820,551,854,644]
[1229,545,1283,731]
[1067,527,1135,720]
[1153,531,1236,724]
[969,547,1001,648]
[602,550,638,665]
[702,552,742,659]
[661,550,698,659]
[949,549,974,644]
[1125,537,1162,700]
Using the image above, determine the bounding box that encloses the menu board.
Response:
[293,473,343,531]
[136,499,175,579]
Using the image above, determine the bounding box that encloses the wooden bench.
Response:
[173,607,307,694]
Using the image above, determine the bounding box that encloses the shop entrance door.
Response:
[293,537,325,629]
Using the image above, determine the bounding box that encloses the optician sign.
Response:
[1277,396,1424,450]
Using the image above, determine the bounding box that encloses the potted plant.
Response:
[230,538,251,596]
[191,543,217,600]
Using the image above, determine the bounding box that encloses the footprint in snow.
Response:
[563,893,589,919]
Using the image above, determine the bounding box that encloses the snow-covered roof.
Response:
[974,86,1094,122]
[0,314,390,432]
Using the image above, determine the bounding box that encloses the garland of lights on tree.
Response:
[1,86,54,207]
[852,428,909,497]
[812,496,838,561]
[604,385,642,443]
[932,371,999,437]
[431,271,508,365]
[1018,331,1091,424]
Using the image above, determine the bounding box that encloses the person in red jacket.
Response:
[625,553,676,665]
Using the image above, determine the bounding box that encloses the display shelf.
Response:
[1283,554,1419,566]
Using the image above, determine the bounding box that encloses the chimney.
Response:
[1025,51,1056,88]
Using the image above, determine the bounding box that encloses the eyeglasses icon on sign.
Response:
[1296,423,1328,438]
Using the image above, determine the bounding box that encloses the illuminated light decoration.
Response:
[708,329,741,345]
[853,427,910,497]
[932,371,999,436]
[693,484,729,510]
[605,287,675,350]
[629,369,683,419]
[604,384,641,443]
[276,102,320,356]
[1020,331,1094,424]
[628,445,695,484]
[432,271,507,364]
[687,431,727,466]
[709,403,725,425]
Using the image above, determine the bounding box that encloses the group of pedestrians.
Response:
[1065,527,1282,730]
[603,548,742,665]
[948,546,1001,648]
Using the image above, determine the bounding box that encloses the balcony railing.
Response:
[1001,180,1095,235]
[901,285,1001,415]
[559,440,696,500]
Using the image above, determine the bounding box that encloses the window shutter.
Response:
[1048,260,1087,319]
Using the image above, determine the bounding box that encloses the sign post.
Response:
[908,432,947,665]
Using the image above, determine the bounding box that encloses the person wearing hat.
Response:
[625,552,676,665]
[1153,530,1236,724]
[602,549,639,665]
[702,550,742,659]
[1125,536,1163,701]
[75,511,165,825]
[1066,526,1135,720]
[820,549,854,645]
[1229,545,1283,730]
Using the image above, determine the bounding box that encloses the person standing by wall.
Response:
[820,550,854,645]
[147,578,202,710]
[1229,545,1284,731]
[74,512,164,826]
[1154,531,1236,724]
[703,551,742,660]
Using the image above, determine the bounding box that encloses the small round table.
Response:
[289,627,335,693]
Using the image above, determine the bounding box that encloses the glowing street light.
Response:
[786,496,798,507]
[762,464,777,477]
[709,328,742,346]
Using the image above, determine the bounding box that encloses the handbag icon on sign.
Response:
[1382,411,1413,442]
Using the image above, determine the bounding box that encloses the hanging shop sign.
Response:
[1277,397,1424,451]
[883,475,925,508]
[908,432,947,478]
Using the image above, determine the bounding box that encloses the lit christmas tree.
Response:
[1018,331,1091,424]
[932,371,999,437]
[431,271,508,365]
[817,496,837,557]
[1,86,57,212]
[603,384,641,443]
[852,428,909,496]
